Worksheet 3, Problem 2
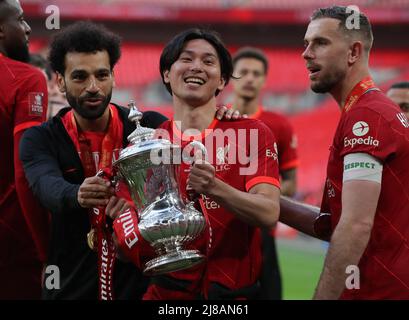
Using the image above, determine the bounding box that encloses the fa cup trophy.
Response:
[112,101,207,275]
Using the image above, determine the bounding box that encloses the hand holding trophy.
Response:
[111,101,207,275]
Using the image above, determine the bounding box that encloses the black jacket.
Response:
[20,104,167,300]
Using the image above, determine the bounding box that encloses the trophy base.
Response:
[143,250,205,276]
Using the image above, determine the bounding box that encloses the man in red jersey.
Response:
[109,28,281,300]
[232,47,298,197]
[231,47,299,299]
[279,6,409,299]
[0,0,48,299]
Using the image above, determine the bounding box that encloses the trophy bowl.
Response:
[113,101,207,275]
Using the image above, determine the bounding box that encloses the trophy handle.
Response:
[182,140,208,163]
[182,141,208,203]
[96,168,120,192]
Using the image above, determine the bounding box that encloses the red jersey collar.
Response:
[249,106,264,119]
[171,118,219,142]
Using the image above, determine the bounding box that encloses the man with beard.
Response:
[20,22,238,300]
[19,21,168,299]
[279,6,409,299]
[0,0,48,299]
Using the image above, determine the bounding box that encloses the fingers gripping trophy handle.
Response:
[96,169,120,227]
[96,168,120,192]
[182,141,208,202]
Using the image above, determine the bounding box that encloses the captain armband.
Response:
[343,153,383,183]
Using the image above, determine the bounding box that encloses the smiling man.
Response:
[278,6,409,299]
[0,0,48,299]
[110,29,281,300]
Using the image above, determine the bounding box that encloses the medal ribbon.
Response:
[62,105,123,300]
[343,76,379,112]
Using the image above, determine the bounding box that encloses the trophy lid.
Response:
[127,100,155,144]
[113,100,178,166]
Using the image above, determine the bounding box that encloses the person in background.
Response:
[231,47,299,299]
[386,81,409,118]
[0,0,48,299]
[30,53,68,119]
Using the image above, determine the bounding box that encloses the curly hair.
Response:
[159,28,233,96]
[48,21,121,75]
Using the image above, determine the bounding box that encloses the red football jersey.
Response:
[321,90,409,299]
[0,53,48,298]
[83,131,109,175]
[156,118,280,292]
[250,107,299,171]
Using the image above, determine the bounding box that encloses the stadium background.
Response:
[23,0,409,299]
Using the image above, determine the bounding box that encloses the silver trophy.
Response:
[113,101,207,275]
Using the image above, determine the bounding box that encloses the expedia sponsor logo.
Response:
[266,144,278,161]
[344,136,379,148]
[344,162,376,171]
[352,121,369,137]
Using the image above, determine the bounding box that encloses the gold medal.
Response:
[87,228,97,251]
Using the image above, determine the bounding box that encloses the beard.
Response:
[7,42,30,63]
[311,68,346,94]
[66,90,112,120]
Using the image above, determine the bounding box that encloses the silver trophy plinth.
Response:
[113,101,207,275]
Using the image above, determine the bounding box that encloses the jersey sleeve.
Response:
[14,70,49,262]
[339,107,397,163]
[14,69,48,134]
[244,122,281,192]
[277,118,299,171]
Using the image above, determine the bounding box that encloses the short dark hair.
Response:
[29,53,52,81]
[232,47,269,74]
[159,28,232,96]
[311,6,373,53]
[48,21,121,75]
[390,81,409,90]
